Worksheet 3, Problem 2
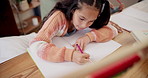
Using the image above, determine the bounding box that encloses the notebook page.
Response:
[62,28,121,62]
[110,13,148,31]
[131,30,148,43]
[84,41,121,62]
[52,36,73,49]
[28,28,121,78]
[129,0,148,13]
[121,7,148,23]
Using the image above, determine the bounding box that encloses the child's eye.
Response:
[89,20,94,23]
[79,18,84,21]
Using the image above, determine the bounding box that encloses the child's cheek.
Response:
[76,19,82,26]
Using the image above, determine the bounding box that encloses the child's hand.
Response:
[73,35,91,51]
[72,51,90,64]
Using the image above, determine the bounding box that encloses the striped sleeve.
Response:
[86,24,118,42]
[29,11,74,62]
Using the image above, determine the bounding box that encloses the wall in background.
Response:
[40,0,58,19]
[40,0,139,19]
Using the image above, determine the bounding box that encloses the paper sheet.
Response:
[0,33,36,63]
[111,0,148,31]
[129,0,148,13]
[131,30,148,43]
[28,29,121,78]
[121,7,148,23]
[111,13,148,31]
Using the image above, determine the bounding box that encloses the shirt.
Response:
[29,10,118,62]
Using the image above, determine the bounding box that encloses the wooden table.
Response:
[0,31,148,78]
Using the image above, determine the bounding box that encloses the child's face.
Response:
[72,4,99,30]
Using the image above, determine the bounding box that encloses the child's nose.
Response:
[81,22,90,28]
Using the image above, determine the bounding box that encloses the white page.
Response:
[129,0,148,13]
[52,36,74,49]
[62,28,121,62]
[28,29,121,78]
[0,33,36,63]
[111,13,148,31]
[131,30,148,43]
[121,7,148,23]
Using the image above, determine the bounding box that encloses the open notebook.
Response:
[28,28,121,78]
[131,30,148,43]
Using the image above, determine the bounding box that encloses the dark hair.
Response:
[90,0,110,29]
[41,0,110,29]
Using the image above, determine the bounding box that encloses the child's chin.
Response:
[76,27,84,30]
[75,25,85,30]
[77,28,83,30]
[75,27,81,30]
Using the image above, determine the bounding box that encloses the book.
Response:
[131,30,148,43]
[110,13,148,31]
[27,28,121,78]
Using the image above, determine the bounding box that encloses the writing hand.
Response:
[72,51,90,64]
[73,35,91,51]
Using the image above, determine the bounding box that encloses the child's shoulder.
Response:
[52,10,66,18]
[48,10,67,22]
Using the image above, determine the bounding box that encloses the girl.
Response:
[29,0,118,64]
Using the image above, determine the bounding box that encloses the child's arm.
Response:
[30,37,89,64]
[86,23,118,43]
[73,23,118,50]
[29,11,74,62]
[29,11,90,64]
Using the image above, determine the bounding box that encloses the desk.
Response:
[0,31,148,78]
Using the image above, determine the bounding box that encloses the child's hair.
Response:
[41,0,110,29]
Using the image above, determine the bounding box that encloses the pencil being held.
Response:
[74,35,91,51]
[76,44,84,53]
[72,50,90,65]
[75,44,94,64]
[71,44,90,64]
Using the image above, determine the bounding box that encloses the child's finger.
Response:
[83,53,90,59]
[72,44,75,47]
[73,44,79,51]
[76,44,79,51]
[77,59,89,65]
[83,43,87,51]
[75,42,82,51]
[72,44,77,50]
[79,42,84,51]
[80,59,90,64]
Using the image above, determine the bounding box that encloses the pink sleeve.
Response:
[86,26,115,42]
[29,11,74,62]
[36,42,74,62]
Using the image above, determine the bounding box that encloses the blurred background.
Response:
[0,0,140,37]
